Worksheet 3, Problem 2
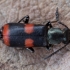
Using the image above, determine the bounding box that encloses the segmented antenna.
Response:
[55,8,69,29]
[56,7,59,21]
[44,43,69,59]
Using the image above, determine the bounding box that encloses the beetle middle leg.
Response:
[26,48,34,53]
[18,15,29,24]
[14,47,34,53]
[46,21,53,28]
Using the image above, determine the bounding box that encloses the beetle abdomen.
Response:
[2,23,47,47]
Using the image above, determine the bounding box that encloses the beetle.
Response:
[0,8,70,58]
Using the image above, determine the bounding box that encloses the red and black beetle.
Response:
[1,15,48,52]
[0,8,70,57]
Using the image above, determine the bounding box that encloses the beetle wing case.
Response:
[2,23,47,48]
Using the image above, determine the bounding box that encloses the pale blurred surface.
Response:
[0,0,70,70]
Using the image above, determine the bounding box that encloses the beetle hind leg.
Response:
[46,44,53,50]
[26,47,34,53]
[18,15,29,24]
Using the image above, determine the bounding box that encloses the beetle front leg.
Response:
[18,15,29,24]
[46,44,53,50]
[46,21,53,28]
[26,47,34,53]
[55,7,59,21]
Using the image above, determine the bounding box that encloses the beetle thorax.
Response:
[47,28,66,44]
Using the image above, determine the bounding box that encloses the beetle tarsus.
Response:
[18,15,29,23]
[26,47,34,53]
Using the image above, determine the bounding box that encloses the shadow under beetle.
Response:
[0,8,70,58]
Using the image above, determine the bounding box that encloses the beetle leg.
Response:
[18,15,29,23]
[46,45,49,49]
[46,21,52,28]
[46,44,52,50]
[45,8,59,27]
[26,47,34,53]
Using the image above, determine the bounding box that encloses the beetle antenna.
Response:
[44,43,69,59]
[55,7,69,29]
[22,43,69,68]
[56,7,59,21]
